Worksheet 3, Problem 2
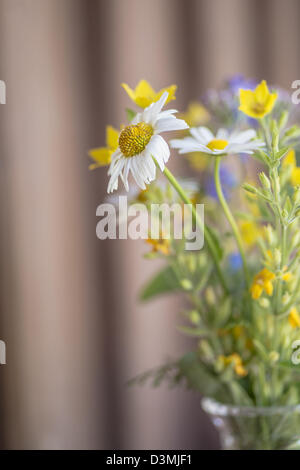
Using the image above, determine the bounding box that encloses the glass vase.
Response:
[202,397,300,450]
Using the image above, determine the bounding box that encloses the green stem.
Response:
[157,161,229,294]
[214,157,250,287]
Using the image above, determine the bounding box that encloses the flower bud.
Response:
[189,310,200,325]
[259,172,271,191]
[259,298,270,308]
[198,340,214,361]
[293,186,300,204]
[265,225,275,245]
[205,286,215,305]
[282,292,290,305]
[284,125,300,138]
[292,231,300,248]
[269,351,279,363]
[271,121,279,153]
[242,183,257,195]
[273,173,281,195]
[274,248,282,266]
[278,110,288,130]
[180,279,193,291]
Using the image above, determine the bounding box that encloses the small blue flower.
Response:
[227,75,257,94]
[228,253,243,271]
[205,164,237,200]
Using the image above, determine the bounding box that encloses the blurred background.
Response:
[0,0,299,450]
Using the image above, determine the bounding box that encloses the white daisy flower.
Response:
[107,92,188,193]
[170,126,264,156]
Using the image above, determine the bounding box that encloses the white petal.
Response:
[131,112,142,125]
[107,158,125,192]
[170,137,209,154]
[147,134,170,167]
[143,91,169,124]
[216,128,229,140]
[229,129,256,144]
[155,116,188,133]
[157,109,178,118]
[122,159,131,191]
[130,156,147,190]
[190,126,214,144]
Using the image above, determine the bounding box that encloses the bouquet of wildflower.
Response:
[89,78,300,449]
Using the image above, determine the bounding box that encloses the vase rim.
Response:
[201,397,300,417]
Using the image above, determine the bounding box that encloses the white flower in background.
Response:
[106,178,200,206]
[170,126,264,156]
[107,92,188,193]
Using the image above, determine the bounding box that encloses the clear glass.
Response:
[202,397,300,450]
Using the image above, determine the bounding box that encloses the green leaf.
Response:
[225,381,253,406]
[177,326,211,337]
[126,108,137,122]
[275,146,289,161]
[177,352,220,395]
[140,265,180,301]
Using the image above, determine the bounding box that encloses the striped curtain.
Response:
[0,0,299,449]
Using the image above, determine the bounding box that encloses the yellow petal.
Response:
[88,147,112,169]
[235,364,248,377]
[282,271,292,282]
[264,91,278,114]
[182,102,210,127]
[291,167,300,186]
[135,79,155,98]
[282,149,296,168]
[239,89,258,118]
[255,80,269,104]
[106,125,119,150]
[289,308,300,328]
[264,280,274,296]
[121,83,137,103]
[239,80,277,118]
[156,84,177,104]
[135,80,156,108]
[251,283,263,299]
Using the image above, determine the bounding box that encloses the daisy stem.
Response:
[214,157,250,288]
[156,160,229,294]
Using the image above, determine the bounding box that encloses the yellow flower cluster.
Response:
[219,353,247,377]
[146,236,170,256]
[282,149,300,186]
[239,80,277,119]
[289,307,300,329]
[250,268,275,299]
[88,125,119,169]
[121,80,177,109]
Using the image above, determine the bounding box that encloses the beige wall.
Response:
[0,0,299,449]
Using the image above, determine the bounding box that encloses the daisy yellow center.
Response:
[206,139,229,151]
[119,122,153,157]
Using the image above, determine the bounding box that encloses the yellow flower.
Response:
[146,236,170,256]
[219,353,247,377]
[289,307,300,329]
[282,266,293,282]
[180,101,210,127]
[186,153,210,171]
[121,80,177,108]
[240,220,263,246]
[282,149,300,186]
[250,268,276,299]
[88,126,119,169]
[239,80,277,119]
